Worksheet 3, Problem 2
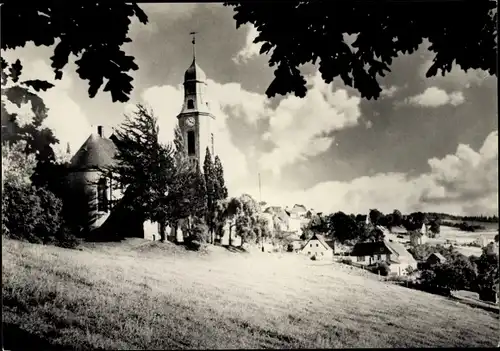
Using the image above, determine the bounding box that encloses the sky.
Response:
[2,3,498,216]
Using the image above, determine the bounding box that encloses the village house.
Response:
[300,233,333,259]
[350,239,418,276]
[426,252,447,266]
[390,225,408,236]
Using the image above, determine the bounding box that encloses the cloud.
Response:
[233,24,263,64]
[380,85,399,98]
[258,71,362,175]
[405,87,465,107]
[419,130,498,215]
[240,131,498,217]
[1,47,92,160]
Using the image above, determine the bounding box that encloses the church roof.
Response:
[69,133,118,170]
[184,58,207,82]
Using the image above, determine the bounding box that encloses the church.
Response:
[66,40,217,240]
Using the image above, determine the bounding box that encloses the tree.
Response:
[1,3,148,102]
[474,244,499,302]
[213,155,229,200]
[203,148,216,243]
[429,218,441,236]
[328,211,361,244]
[1,59,66,197]
[369,209,384,227]
[224,194,260,246]
[225,1,497,100]
[106,104,176,240]
[391,209,403,227]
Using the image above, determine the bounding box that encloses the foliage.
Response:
[441,221,486,232]
[223,194,262,245]
[428,218,441,235]
[473,244,499,302]
[1,3,148,102]
[375,261,390,276]
[403,212,427,231]
[1,59,65,196]
[328,211,362,244]
[226,1,497,100]
[107,105,176,229]
[1,140,37,190]
[203,148,216,242]
[2,182,77,248]
[339,257,352,265]
[391,210,403,228]
[368,209,384,226]
[213,155,228,201]
[407,243,457,262]
[184,217,210,250]
[430,256,478,291]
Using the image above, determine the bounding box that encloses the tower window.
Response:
[187,99,194,109]
[187,131,196,156]
[97,177,109,212]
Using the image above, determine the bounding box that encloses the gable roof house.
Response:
[301,233,333,259]
[350,239,417,275]
[390,225,408,235]
[426,252,447,265]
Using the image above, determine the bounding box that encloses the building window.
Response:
[357,256,365,262]
[308,252,311,255]
[187,131,196,156]
[187,99,194,109]
[386,254,391,261]
[321,252,324,256]
[97,177,108,212]
[310,243,312,247]
[377,254,382,261]
[316,243,319,247]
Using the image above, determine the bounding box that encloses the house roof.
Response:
[390,225,408,234]
[351,241,392,257]
[292,204,307,213]
[427,252,447,263]
[385,240,417,264]
[264,206,289,222]
[302,234,333,251]
[69,133,118,170]
[376,225,390,234]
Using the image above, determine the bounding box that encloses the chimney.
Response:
[97,125,104,137]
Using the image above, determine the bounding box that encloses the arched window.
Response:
[187,131,196,156]
[187,99,194,109]
[97,177,109,212]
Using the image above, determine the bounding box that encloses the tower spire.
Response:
[190,31,198,60]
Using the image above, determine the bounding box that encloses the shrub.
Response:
[339,257,352,265]
[376,261,391,276]
[311,255,317,261]
[2,182,78,248]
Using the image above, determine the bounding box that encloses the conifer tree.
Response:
[106,104,176,240]
[203,147,216,243]
[214,155,228,201]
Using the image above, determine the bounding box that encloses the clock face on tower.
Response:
[185,117,196,127]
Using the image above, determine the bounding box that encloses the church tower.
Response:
[177,32,216,169]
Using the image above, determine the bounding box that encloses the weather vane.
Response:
[190,31,198,58]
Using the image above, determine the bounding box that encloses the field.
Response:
[2,238,499,349]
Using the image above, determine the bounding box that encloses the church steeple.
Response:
[176,32,216,169]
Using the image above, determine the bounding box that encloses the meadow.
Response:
[2,237,499,349]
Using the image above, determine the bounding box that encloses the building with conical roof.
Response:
[66,126,121,232]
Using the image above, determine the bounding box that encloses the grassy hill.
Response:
[2,238,499,349]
